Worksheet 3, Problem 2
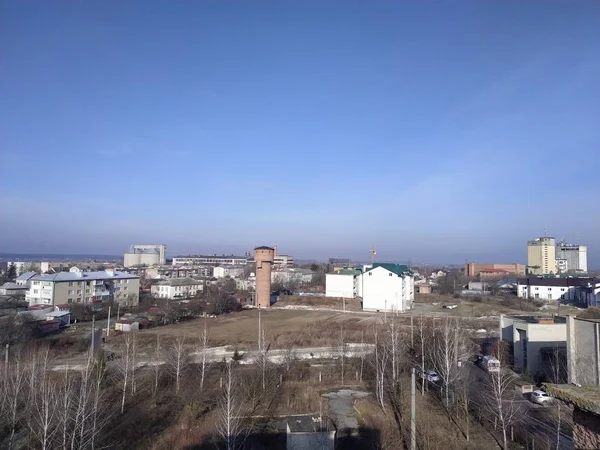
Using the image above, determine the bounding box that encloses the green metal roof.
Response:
[328,268,361,276]
[368,263,412,276]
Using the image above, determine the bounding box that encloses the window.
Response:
[535,293,539,299]
[389,273,393,277]
[86,289,90,294]
[369,272,372,276]
[33,281,40,285]
[69,282,73,286]
[68,298,73,303]
[68,290,73,295]
[34,289,39,294]
[548,288,552,291]
[535,287,539,290]
[77,289,82,294]
[561,288,565,292]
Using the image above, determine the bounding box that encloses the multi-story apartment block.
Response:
[556,242,588,274]
[172,255,248,266]
[151,277,204,299]
[25,268,139,306]
[213,265,245,279]
[124,244,167,267]
[527,237,556,275]
[356,263,414,312]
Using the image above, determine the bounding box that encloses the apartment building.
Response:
[527,237,556,275]
[151,277,204,299]
[464,262,525,278]
[325,269,361,298]
[356,263,414,312]
[172,255,248,266]
[556,242,588,274]
[213,265,245,279]
[517,276,597,303]
[25,268,139,306]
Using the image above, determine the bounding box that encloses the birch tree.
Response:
[3,352,27,449]
[116,332,136,413]
[150,335,162,398]
[415,314,429,395]
[431,316,462,407]
[200,316,210,391]
[169,336,189,394]
[217,362,242,450]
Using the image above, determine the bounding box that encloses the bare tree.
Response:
[373,327,388,410]
[217,362,242,450]
[386,313,403,382]
[115,332,136,413]
[339,325,346,386]
[415,314,429,395]
[200,316,210,391]
[3,352,27,449]
[169,336,190,394]
[431,316,462,407]
[483,346,523,450]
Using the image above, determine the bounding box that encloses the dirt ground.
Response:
[137,309,381,349]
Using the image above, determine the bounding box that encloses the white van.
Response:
[481,355,501,372]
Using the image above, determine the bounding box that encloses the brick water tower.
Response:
[254,246,275,308]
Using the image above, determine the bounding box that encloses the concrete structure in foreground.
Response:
[286,415,335,450]
[527,236,556,275]
[356,263,414,312]
[464,262,525,278]
[124,244,167,267]
[500,314,567,380]
[25,268,139,306]
[566,315,600,386]
[255,246,274,308]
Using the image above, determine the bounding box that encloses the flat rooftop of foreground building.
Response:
[543,384,600,415]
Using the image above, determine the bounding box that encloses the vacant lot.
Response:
[138,308,381,350]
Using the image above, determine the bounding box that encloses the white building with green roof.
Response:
[357,263,414,312]
[325,268,361,298]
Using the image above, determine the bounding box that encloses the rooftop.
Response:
[543,384,600,415]
[156,277,203,287]
[16,271,38,281]
[286,415,334,433]
[31,270,138,282]
[506,315,566,324]
[1,282,28,290]
[173,254,247,259]
[328,268,361,276]
[368,263,412,277]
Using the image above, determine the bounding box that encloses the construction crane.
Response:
[370,246,377,264]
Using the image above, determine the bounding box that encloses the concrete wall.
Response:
[286,431,335,450]
[567,316,600,385]
[325,274,355,298]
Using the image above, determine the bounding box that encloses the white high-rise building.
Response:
[556,242,588,274]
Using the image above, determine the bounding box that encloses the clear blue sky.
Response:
[1,1,599,265]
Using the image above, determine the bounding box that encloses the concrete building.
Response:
[272,268,314,286]
[213,265,245,279]
[286,415,335,450]
[151,277,204,299]
[527,237,556,275]
[464,262,526,278]
[123,244,167,267]
[500,315,567,379]
[16,272,37,286]
[172,254,248,266]
[255,246,274,308]
[25,269,139,306]
[566,315,600,386]
[356,263,414,312]
[0,282,29,296]
[556,242,588,274]
[7,261,33,276]
[135,265,213,280]
[325,269,360,298]
[328,258,351,266]
[272,246,294,268]
[517,276,597,303]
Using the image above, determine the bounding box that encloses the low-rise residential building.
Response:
[15,272,37,286]
[213,265,245,279]
[172,254,248,266]
[0,282,29,296]
[325,269,360,298]
[356,263,414,312]
[151,277,204,299]
[134,265,213,280]
[25,269,139,306]
[500,314,567,380]
[517,276,598,303]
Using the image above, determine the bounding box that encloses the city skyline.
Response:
[1,2,599,266]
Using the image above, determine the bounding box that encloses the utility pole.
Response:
[411,367,416,450]
[107,305,111,337]
[411,313,414,348]
[4,343,9,378]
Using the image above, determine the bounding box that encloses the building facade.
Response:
[272,268,314,286]
[213,265,245,279]
[464,262,526,278]
[556,243,588,274]
[517,277,597,303]
[356,263,414,312]
[123,244,167,267]
[325,269,360,298]
[172,255,248,266]
[527,237,556,275]
[151,277,204,299]
[25,268,140,306]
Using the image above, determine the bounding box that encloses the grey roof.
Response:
[0,282,28,290]
[287,415,333,433]
[31,270,138,282]
[156,277,203,287]
[16,272,38,281]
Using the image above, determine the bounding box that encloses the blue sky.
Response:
[1,1,599,265]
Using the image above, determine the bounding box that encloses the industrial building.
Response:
[527,237,556,275]
[213,265,245,279]
[273,246,294,268]
[255,246,274,308]
[464,262,525,278]
[556,242,588,274]
[356,263,414,312]
[500,315,567,380]
[124,244,167,267]
[25,268,139,306]
[151,277,204,299]
[172,254,248,266]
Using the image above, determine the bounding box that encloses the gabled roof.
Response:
[368,263,412,276]
[30,270,138,282]
[16,272,37,281]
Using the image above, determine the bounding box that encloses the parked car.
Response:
[475,355,501,372]
[531,390,554,405]
[419,369,441,383]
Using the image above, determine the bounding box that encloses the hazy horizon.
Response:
[1,2,598,267]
